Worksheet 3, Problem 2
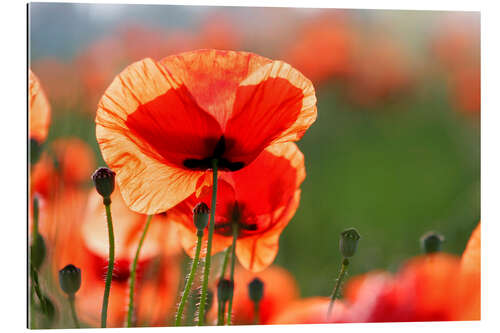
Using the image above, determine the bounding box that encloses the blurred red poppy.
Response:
[43,188,181,327]
[450,66,480,114]
[268,297,347,325]
[31,59,81,112]
[96,49,316,214]
[208,265,300,324]
[282,13,355,85]
[339,224,481,322]
[431,13,480,114]
[73,190,182,327]
[345,35,414,107]
[29,69,51,143]
[31,138,96,199]
[196,13,242,51]
[268,223,480,324]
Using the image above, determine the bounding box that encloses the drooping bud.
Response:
[58,264,82,295]
[92,167,116,198]
[30,233,46,270]
[339,228,361,258]
[248,278,264,304]
[217,279,234,304]
[193,202,209,233]
[420,231,444,254]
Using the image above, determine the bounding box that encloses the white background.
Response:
[1,0,498,332]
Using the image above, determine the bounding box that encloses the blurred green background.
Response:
[30,3,480,298]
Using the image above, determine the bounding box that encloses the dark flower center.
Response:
[214,202,258,237]
[183,136,245,171]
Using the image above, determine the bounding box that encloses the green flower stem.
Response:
[127,214,153,327]
[30,197,39,328]
[226,225,239,325]
[197,158,219,325]
[101,199,115,328]
[253,302,260,325]
[217,300,227,326]
[175,230,204,326]
[219,246,231,280]
[215,246,231,325]
[327,258,350,318]
[68,294,80,328]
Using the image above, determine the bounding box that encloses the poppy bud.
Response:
[30,233,46,270]
[217,279,234,303]
[193,202,209,232]
[248,278,264,304]
[59,264,82,295]
[420,231,444,254]
[32,195,40,223]
[92,167,116,198]
[30,138,42,165]
[339,228,361,258]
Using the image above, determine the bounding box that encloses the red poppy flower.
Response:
[338,224,481,322]
[96,49,316,214]
[74,249,180,327]
[345,35,414,107]
[82,190,181,260]
[268,297,347,325]
[169,142,304,272]
[31,138,96,199]
[456,222,480,320]
[282,14,355,85]
[450,66,480,114]
[29,69,51,143]
[47,189,181,327]
[208,265,299,325]
[431,13,480,114]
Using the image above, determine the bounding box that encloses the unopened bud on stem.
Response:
[92,167,116,199]
[420,231,444,254]
[217,279,234,304]
[248,278,264,304]
[193,202,209,232]
[59,264,82,295]
[339,228,360,258]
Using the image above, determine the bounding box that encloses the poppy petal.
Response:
[461,222,480,275]
[159,49,272,128]
[224,61,317,164]
[457,222,481,320]
[29,70,51,142]
[236,189,301,272]
[96,58,207,213]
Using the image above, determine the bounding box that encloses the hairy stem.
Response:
[175,231,203,326]
[226,225,238,325]
[197,159,219,325]
[327,258,349,318]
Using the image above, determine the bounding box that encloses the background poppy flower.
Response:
[95,49,316,214]
[31,138,96,200]
[208,265,300,325]
[338,225,481,322]
[268,297,347,325]
[45,189,182,327]
[170,142,305,272]
[29,69,51,143]
[82,190,182,260]
[282,13,356,85]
